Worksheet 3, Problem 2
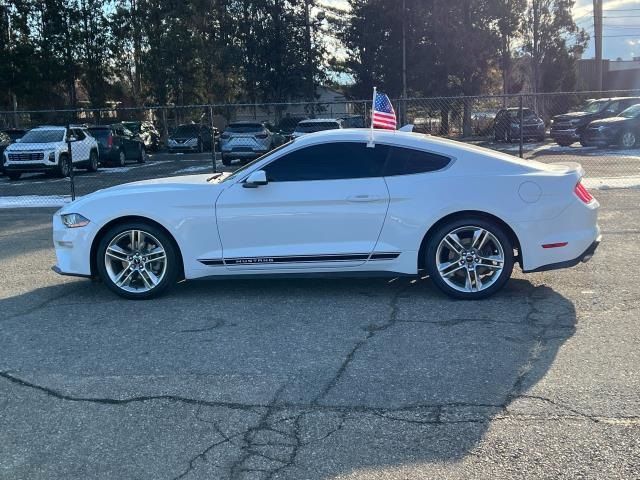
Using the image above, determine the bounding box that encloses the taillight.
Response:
[574,180,594,204]
[107,134,113,147]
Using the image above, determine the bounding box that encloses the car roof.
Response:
[32,126,66,130]
[229,121,264,125]
[298,118,340,124]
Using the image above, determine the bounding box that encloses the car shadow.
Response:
[0,275,576,478]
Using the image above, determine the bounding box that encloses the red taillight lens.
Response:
[574,180,594,204]
[107,134,113,147]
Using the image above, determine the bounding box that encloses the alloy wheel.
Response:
[621,132,636,148]
[104,229,168,293]
[435,225,505,293]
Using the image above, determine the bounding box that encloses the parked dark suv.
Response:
[87,124,145,167]
[493,108,545,142]
[550,97,640,147]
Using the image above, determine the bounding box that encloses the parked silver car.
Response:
[291,118,343,138]
[220,121,274,166]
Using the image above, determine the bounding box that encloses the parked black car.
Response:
[493,108,545,142]
[581,103,640,149]
[0,128,26,174]
[87,124,145,167]
[121,121,161,151]
[550,97,640,147]
[167,123,215,153]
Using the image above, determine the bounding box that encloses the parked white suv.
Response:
[3,126,99,180]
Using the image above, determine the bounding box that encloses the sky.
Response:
[574,0,640,60]
[321,0,640,61]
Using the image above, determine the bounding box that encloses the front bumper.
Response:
[52,213,95,277]
[220,148,268,159]
[581,130,615,147]
[524,236,601,273]
[5,162,57,173]
[550,127,580,143]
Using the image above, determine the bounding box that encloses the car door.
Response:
[215,141,391,270]
[70,129,89,163]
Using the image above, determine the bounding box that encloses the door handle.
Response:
[347,195,383,203]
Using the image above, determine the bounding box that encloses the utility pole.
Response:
[401,0,407,124]
[304,0,315,116]
[593,0,603,91]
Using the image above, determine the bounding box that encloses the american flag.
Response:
[372,92,397,130]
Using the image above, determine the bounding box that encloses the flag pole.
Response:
[367,86,376,148]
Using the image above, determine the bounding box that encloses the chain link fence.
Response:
[1,90,639,207]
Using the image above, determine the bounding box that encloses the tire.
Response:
[619,130,637,149]
[96,221,180,300]
[57,155,71,178]
[556,140,572,147]
[137,144,146,163]
[425,217,514,300]
[117,150,126,167]
[7,172,21,181]
[221,154,231,166]
[86,150,99,172]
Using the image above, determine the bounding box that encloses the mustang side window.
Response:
[264,142,389,182]
[383,146,451,176]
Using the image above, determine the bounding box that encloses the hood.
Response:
[63,174,220,214]
[589,116,629,127]
[6,141,63,151]
[553,111,595,121]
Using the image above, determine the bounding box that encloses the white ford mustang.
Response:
[52,129,600,300]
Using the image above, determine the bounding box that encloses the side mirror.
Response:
[243,170,268,188]
[68,135,78,142]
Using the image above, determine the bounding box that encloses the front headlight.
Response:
[61,213,90,228]
[185,137,197,145]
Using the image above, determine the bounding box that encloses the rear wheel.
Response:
[96,222,179,299]
[86,150,99,172]
[619,131,637,149]
[557,140,573,147]
[425,218,514,300]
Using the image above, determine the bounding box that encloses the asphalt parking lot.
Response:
[1,143,640,479]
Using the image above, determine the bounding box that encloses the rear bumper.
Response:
[524,236,601,273]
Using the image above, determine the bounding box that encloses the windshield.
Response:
[173,125,199,136]
[619,104,640,118]
[295,122,340,133]
[576,100,608,114]
[122,122,141,134]
[19,129,64,143]
[214,141,293,184]
[226,124,264,133]
[508,109,538,120]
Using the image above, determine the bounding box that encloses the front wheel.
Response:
[619,131,637,149]
[57,155,71,177]
[425,218,514,300]
[137,144,146,163]
[96,222,180,299]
